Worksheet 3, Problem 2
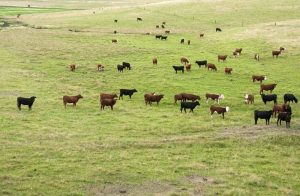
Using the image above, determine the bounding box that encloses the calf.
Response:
[100,99,117,110]
[216,27,222,32]
[112,39,118,43]
[207,63,217,71]
[119,89,137,99]
[206,93,224,104]
[144,94,164,105]
[218,55,227,62]
[244,94,254,104]
[272,104,288,118]
[17,96,36,110]
[252,75,266,83]
[152,58,157,65]
[180,57,189,64]
[182,93,200,102]
[69,64,76,71]
[181,101,200,113]
[284,94,298,104]
[173,65,185,74]
[63,94,83,108]
[174,93,184,104]
[195,60,207,68]
[254,53,260,61]
[224,67,232,74]
[254,110,273,125]
[277,112,291,128]
[180,39,184,44]
[260,84,277,94]
[185,63,191,71]
[117,64,125,72]
[261,94,277,104]
[122,62,131,70]
[100,93,118,101]
[210,105,229,119]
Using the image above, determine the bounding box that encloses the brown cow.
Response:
[218,55,227,62]
[69,64,76,71]
[244,94,254,104]
[235,48,242,55]
[252,75,267,83]
[185,63,191,71]
[206,93,224,104]
[233,51,238,57]
[210,105,230,119]
[272,50,281,58]
[187,40,191,45]
[144,94,164,105]
[207,63,217,71]
[260,84,277,94]
[100,99,117,110]
[199,33,204,37]
[112,39,118,43]
[272,104,288,118]
[156,25,159,28]
[182,93,200,102]
[180,57,189,64]
[152,58,157,65]
[165,30,170,34]
[97,64,104,71]
[254,53,260,61]
[63,94,83,108]
[224,67,232,74]
[174,93,184,104]
[100,93,118,100]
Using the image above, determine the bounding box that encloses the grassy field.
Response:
[1,0,300,195]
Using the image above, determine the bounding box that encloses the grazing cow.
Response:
[69,64,76,71]
[114,19,118,23]
[97,64,104,71]
[180,57,189,64]
[199,33,204,37]
[244,94,254,104]
[162,22,166,25]
[207,63,217,71]
[233,51,238,57]
[254,53,260,61]
[160,35,168,40]
[206,93,224,104]
[182,93,200,102]
[100,99,117,110]
[235,48,242,55]
[63,94,83,108]
[117,64,125,72]
[277,112,291,128]
[284,94,298,104]
[100,93,118,101]
[254,110,273,125]
[185,63,191,71]
[195,60,207,68]
[187,40,191,45]
[261,94,277,104]
[272,50,281,58]
[172,65,185,74]
[161,24,165,28]
[272,104,288,117]
[155,35,162,39]
[137,17,142,21]
[144,94,164,105]
[252,75,267,83]
[156,25,159,28]
[112,39,118,43]
[260,84,277,94]
[165,30,170,34]
[174,93,184,104]
[224,67,232,74]
[180,39,184,44]
[119,89,137,99]
[122,62,131,70]
[17,96,36,110]
[181,101,200,113]
[153,58,157,65]
[218,55,227,62]
[210,105,229,119]
[216,27,222,32]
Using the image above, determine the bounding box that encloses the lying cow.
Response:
[182,93,200,102]
[277,112,291,128]
[260,84,277,94]
[119,89,137,99]
[63,94,83,108]
[144,94,164,105]
[261,94,277,104]
[244,94,254,104]
[254,110,273,125]
[195,60,207,68]
[100,99,117,110]
[206,93,224,104]
[252,75,266,83]
[210,105,229,119]
[207,63,217,71]
[181,101,200,113]
[173,65,184,74]
[284,94,298,104]
[17,96,36,110]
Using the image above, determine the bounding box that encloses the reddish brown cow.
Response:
[199,33,204,37]
[224,67,232,74]
[235,48,242,55]
[180,57,189,64]
[260,84,277,94]
[272,104,288,118]
[218,55,227,62]
[206,93,224,104]
[252,75,266,83]
[272,50,281,58]
[144,94,164,105]
[185,63,191,71]
[63,94,83,108]
[210,105,230,119]
[100,93,118,100]
[244,94,254,104]
[153,58,157,65]
[207,63,217,71]
[182,93,200,102]
[112,39,118,43]
[69,64,76,71]
[100,99,117,110]
[174,93,184,104]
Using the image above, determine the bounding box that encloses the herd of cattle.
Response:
[15,18,298,128]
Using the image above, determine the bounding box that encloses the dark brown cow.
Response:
[187,40,191,45]
[277,112,291,128]
[254,53,260,61]
[161,24,165,28]
[144,94,164,105]
[63,94,83,108]
[100,99,117,110]
[156,25,159,28]
[224,67,232,74]
[180,57,189,64]
[233,51,238,57]
[69,64,76,71]
[272,50,281,58]
[272,104,288,118]
[206,93,225,104]
[218,55,227,62]
[199,33,204,37]
[174,93,184,104]
[207,63,217,71]
[153,58,157,65]
[165,30,170,34]
[260,84,277,94]
[162,21,166,25]
[244,94,254,104]
[182,93,200,102]
[180,39,184,44]
[210,105,230,119]
[235,48,242,55]
[112,39,118,43]
[100,93,118,101]
[279,47,285,51]
[252,75,266,83]
[185,63,191,71]
[137,17,142,21]
[97,64,104,71]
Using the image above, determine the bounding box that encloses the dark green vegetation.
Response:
[0,0,300,195]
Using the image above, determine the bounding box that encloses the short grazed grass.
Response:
[0,0,300,195]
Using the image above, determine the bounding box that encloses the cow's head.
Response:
[133,89,137,92]
[219,94,225,99]
[225,106,230,112]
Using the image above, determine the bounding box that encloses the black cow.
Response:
[161,36,167,40]
[17,96,36,110]
[216,27,222,32]
[284,94,298,104]
[195,60,207,68]
[277,112,292,128]
[254,110,273,125]
[261,94,277,104]
[119,89,137,100]
[155,35,162,39]
[180,39,184,44]
[180,101,200,113]
[122,62,131,70]
[172,65,184,74]
[117,64,125,72]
